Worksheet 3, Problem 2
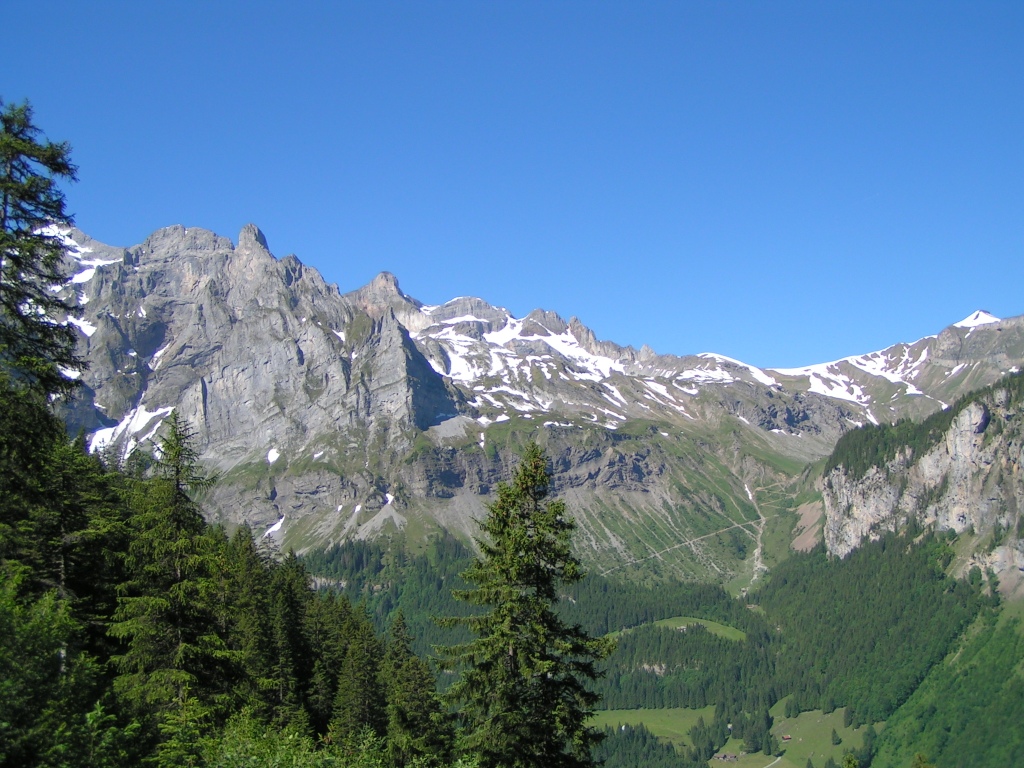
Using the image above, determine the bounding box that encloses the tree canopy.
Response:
[0,98,81,395]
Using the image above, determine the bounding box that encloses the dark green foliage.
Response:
[303,532,478,657]
[560,577,764,639]
[872,614,1024,768]
[304,588,356,733]
[593,621,774,713]
[108,413,233,721]
[438,442,612,768]
[0,98,82,395]
[757,533,984,724]
[303,535,761,655]
[382,612,452,766]
[592,724,689,768]
[329,611,386,742]
[265,551,313,727]
[0,569,79,766]
[825,370,1024,480]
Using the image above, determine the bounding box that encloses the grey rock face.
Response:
[50,223,1024,580]
[822,385,1024,577]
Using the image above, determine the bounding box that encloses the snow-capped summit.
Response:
[953,310,1000,329]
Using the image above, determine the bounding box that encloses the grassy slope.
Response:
[652,615,747,642]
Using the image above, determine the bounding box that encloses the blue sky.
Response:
[3,1,1022,368]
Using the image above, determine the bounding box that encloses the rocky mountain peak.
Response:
[370,271,402,295]
[348,271,424,324]
[238,223,270,252]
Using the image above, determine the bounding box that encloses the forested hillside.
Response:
[0,386,462,767]
[301,527,1011,767]
[825,370,1024,481]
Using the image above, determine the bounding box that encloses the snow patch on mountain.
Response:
[805,372,868,405]
[67,316,97,337]
[89,405,174,454]
[774,341,934,406]
[698,353,778,387]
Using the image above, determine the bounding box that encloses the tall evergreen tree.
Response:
[0,98,81,395]
[215,525,276,716]
[304,589,355,735]
[266,551,313,730]
[108,413,231,724]
[329,608,385,744]
[438,442,612,768]
[0,375,67,577]
[382,611,452,767]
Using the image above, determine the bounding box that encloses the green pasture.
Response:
[652,615,747,641]
[714,701,882,768]
[591,701,880,768]
[589,706,715,748]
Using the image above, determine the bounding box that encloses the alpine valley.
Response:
[53,222,1024,589]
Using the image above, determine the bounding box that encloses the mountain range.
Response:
[51,223,1024,584]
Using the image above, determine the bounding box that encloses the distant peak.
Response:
[370,271,401,295]
[238,223,269,252]
[953,310,1000,329]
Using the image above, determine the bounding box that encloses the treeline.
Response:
[303,533,478,658]
[0,380,460,768]
[560,577,767,639]
[825,369,1024,480]
[593,724,691,768]
[594,623,775,712]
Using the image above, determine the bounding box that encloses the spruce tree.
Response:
[267,551,313,729]
[217,525,276,715]
[0,98,82,395]
[329,608,385,743]
[438,442,612,768]
[304,589,354,735]
[382,611,452,766]
[109,413,231,725]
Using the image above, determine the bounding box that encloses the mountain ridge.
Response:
[49,222,1024,581]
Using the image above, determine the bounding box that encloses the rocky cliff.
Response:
[822,374,1024,583]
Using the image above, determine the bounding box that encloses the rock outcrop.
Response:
[822,378,1024,578]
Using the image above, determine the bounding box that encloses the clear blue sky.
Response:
[3,1,1022,368]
